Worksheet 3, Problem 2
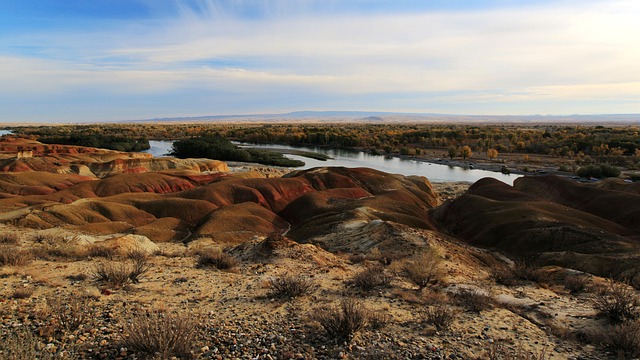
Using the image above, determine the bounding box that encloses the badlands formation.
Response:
[1,135,640,359]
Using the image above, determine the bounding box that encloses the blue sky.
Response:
[1,0,639,122]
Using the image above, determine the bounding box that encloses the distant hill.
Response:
[131,111,640,124]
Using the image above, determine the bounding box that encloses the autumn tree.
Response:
[487,148,498,160]
[460,145,472,160]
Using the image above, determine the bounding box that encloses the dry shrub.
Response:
[92,261,132,288]
[491,261,548,286]
[594,280,640,323]
[0,327,60,360]
[196,248,238,270]
[11,286,34,299]
[601,321,640,357]
[564,274,589,294]
[46,294,94,333]
[268,273,314,299]
[368,311,392,330]
[0,245,30,266]
[351,265,393,292]
[127,249,150,284]
[123,310,199,359]
[513,261,549,284]
[422,303,455,331]
[32,243,86,261]
[86,245,117,259]
[454,288,494,312]
[312,298,369,343]
[404,249,443,289]
[482,341,549,360]
[66,273,88,282]
[0,233,18,244]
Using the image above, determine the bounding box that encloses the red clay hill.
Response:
[2,135,640,284]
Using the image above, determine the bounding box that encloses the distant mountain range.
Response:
[134,111,640,124]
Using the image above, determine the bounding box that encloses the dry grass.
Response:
[0,233,18,244]
[46,294,94,333]
[92,261,133,288]
[563,274,589,294]
[594,279,640,323]
[86,245,117,259]
[368,311,392,330]
[481,341,549,360]
[0,327,61,360]
[404,248,443,289]
[268,273,314,299]
[32,243,87,261]
[196,248,238,270]
[453,288,494,312]
[491,261,548,286]
[11,286,34,299]
[600,321,640,357]
[350,265,393,292]
[422,303,456,331]
[0,245,30,266]
[123,309,199,359]
[127,249,151,284]
[312,298,369,343]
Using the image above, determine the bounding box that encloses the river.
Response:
[144,140,519,184]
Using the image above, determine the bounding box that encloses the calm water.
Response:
[145,140,519,184]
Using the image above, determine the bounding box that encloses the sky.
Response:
[1,0,639,122]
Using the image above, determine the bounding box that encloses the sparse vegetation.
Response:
[453,288,494,312]
[196,248,239,270]
[127,249,151,283]
[268,273,314,299]
[11,286,34,299]
[564,274,589,294]
[0,233,18,244]
[594,280,640,323]
[599,321,640,357]
[46,294,94,333]
[123,309,199,359]
[0,327,60,360]
[86,245,117,259]
[312,298,369,343]
[422,303,456,331]
[404,248,443,289]
[0,245,30,266]
[351,265,393,292]
[92,261,133,288]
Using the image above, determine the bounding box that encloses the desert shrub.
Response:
[368,311,392,330]
[46,294,94,333]
[404,249,443,289]
[196,248,238,270]
[0,233,18,244]
[86,245,117,259]
[11,287,34,299]
[312,298,369,343]
[0,245,30,266]
[123,310,199,359]
[268,273,314,299]
[600,321,640,357]
[66,273,88,282]
[594,280,640,323]
[92,262,132,288]
[127,249,150,284]
[32,243,87,261]
[564,274,589,294]
[454,289,494,312]
[482,341,549,360]
[491,265,518,286]
[351,265,393,292]
[513,261,549,283]
[0,327,62,360]
[491,261,548,286]
[422,303,456,331]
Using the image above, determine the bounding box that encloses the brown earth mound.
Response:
[431,176,640,280]
[514,175,640,233]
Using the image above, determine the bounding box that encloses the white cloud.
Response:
[1,0,639,119]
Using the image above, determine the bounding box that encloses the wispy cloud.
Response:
[0,0,639,121]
